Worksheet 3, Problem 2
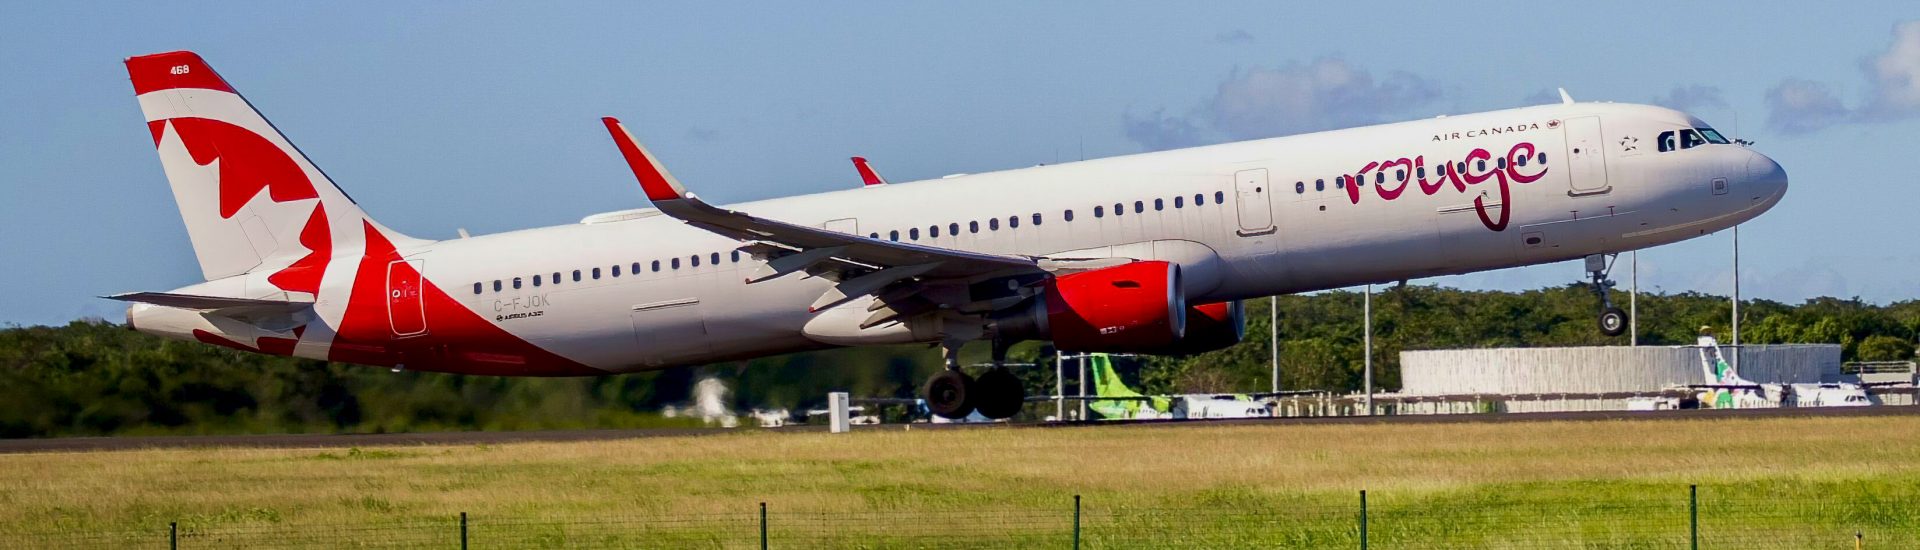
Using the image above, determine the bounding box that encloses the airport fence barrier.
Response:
[3,484,1915,548]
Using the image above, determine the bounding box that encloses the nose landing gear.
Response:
[1586,254,1629,337]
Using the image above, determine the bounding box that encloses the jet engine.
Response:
[994,261,1187,352]
[1164,300,1246,355]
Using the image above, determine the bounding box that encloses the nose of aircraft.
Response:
[1745,150,1788,203]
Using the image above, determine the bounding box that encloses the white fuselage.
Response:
[135,102,1787,375]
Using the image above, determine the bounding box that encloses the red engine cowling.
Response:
[1165,300,1246,355]
[1040,261,1186,352]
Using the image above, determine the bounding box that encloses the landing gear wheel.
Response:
[973,368,1025,420]
[1584,253,1625,337]
[1599,307,1628,337]
[925,370,976,420]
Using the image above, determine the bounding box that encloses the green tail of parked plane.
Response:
[1087,354,1170,420]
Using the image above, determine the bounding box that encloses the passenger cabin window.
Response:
[533,274,542,287]
[512,277,522,290]
[1032,213,1042,226]
[473,282,482,294]
[910,228,919,240]
[949,223,959,235]
[1174,196,1184,208]
[1134,201,1144,214]
[652,260,661,272]
[671,258,680,269]
[573,269,583,281]
[930,225,940,238]
[1114,203,1124,216]
[990,218,1000,230]
[1094,206,1105,218]
[690,255,700,267]
[592,267,602,280]
[889,230,900,241]
[493,280,502,292]
[1194,194,1205,206]
[1315,179,1324,192]
[1295,182,1305,194]
[710,253,720,265]
[612,265,621,277]
[1214,191,1225,203]
[1008,216,1019,228]
[969,221,980,233]
[1154,198,1164,211]
[1064,209,1074,222]
[731,251,741,262]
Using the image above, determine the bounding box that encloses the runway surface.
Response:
[2,405,1913,454]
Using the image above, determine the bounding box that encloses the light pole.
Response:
[1363,284,1374,416]
[1630,250,1638,347]
[1732,225,1741,371]
[1270,296,1279,394]
[1054,349,1064,421]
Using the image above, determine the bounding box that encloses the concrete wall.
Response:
[1399,345,1841,395]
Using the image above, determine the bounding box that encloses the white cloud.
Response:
[1859,20,1920,119]
[1766,78,1851,134]
[1124,58,1441,151]
[1765,20,1920,134]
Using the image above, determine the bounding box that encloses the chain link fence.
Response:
[6,485,1915,548]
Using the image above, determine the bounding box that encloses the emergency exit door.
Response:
[1234,168,1274,234]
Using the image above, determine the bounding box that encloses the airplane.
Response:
[114,51,1789,420]
[1682,335,1870,409]
[1080,353,1284,420]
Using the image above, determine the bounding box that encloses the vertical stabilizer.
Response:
[126,51,419,291]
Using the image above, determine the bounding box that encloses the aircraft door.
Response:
[1563,116,1610,194]
[387,259,428,338]
[1233,168,1275,235]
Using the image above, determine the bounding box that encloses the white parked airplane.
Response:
[114,51,1788,420]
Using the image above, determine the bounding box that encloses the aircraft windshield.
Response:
[1698,128,1731,144]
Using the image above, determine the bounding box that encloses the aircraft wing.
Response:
[601,117,1046,293]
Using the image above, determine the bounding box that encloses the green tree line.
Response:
[2,285,1914,438]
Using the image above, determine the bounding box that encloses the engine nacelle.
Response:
[995,261,1187,352]
[1165,300,1247,355]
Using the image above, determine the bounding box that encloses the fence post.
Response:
[169,521,177,550]
[760,502,768,550]
[1689,485,1698,550]
[1359,490,1369,550]
[460,512,468,550]
[1072,494,1082,550]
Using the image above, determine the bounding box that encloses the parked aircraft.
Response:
[114,51,1788,419]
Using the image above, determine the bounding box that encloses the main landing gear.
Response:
[924,339,1026,420]
[1585,254,1629,337]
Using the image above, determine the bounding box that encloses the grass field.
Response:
[3,414,1919,548]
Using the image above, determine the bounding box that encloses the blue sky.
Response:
[1,2,1916,326]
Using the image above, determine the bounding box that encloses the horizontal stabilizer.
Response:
[105,292,313,315]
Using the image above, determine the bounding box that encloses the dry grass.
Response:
[2,414,1917,547]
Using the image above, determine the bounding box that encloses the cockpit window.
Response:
[1658,127,1729,152]
[1698,128,1730,144]
[1679,129,1706,149]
